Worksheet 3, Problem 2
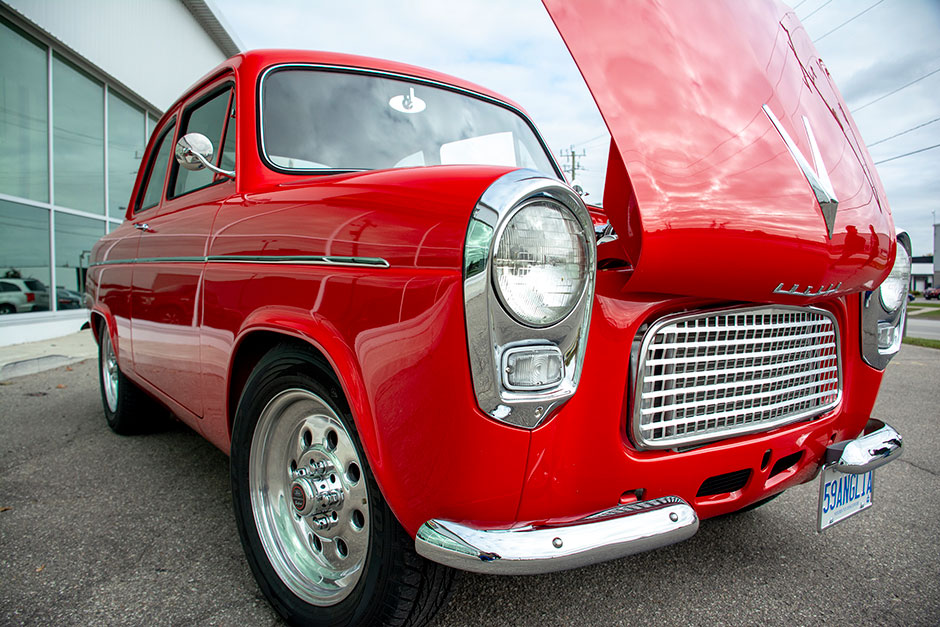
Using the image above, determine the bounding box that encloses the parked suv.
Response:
[0,279,34,314]
[2,278,50,312]
[925,287,940,300]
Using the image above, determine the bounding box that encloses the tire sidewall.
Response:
[230,348,395,627]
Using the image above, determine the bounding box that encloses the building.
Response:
[911,255,933,293]
[0,0,241,346]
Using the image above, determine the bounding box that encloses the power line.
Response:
[801,0,833,21]
[873,142,940,165]
[792,0,810,9]
[571,133,608,148]
[868,116,940,147]
[851,66,940,113]
[813,0,885,42]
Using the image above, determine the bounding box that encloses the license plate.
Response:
[817,465,874,532]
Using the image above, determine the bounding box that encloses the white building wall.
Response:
[4,0,227,111]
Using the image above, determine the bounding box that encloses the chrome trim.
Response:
[463,170,596,429]
[594,221,618,245]
[257,63,564,181]
[763,104,839,238]
[415,496,698,575]
[860,231,911,370]
[773,281,842,297]
[824,419,902,474]
[631,305,842,450]
[175,131,235,178]
[89,254,390,269]
[206,255,390,268]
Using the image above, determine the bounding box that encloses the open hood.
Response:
[544,0,895,302]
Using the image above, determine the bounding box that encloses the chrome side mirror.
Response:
[175,132,235,178]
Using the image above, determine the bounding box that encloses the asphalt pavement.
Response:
[1,345,938,625]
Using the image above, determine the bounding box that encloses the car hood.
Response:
[543,0,894,302]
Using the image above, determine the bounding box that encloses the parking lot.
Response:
[1,342,938,625]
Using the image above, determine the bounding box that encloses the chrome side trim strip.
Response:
[206,255,390,268]
[90,254,390,268]
[415,496,698,575]
[825,419,902,474]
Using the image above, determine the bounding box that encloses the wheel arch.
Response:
[226,315,381,478]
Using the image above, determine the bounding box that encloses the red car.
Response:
[87,2,909,625]
[925,287,940,300]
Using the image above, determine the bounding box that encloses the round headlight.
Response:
[492,200,589,327]
[879,243,911,313]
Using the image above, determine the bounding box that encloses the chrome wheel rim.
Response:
[102,331,119,413]
[249,388,370,606]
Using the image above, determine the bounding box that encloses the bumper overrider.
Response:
[415,419,902,574]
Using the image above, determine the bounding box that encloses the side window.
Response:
[0,281,16,292]
[172,86,233,197]
[137,122,177,213]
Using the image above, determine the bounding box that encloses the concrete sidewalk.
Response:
[0,328,98,381]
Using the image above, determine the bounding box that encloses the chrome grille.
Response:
[632,306,841,450]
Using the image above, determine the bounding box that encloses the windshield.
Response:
[260,67,559,177]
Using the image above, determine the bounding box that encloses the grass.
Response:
[903,336,940,350]
[913,308,940,321]
[910,301,940,308]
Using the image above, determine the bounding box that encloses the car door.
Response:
[131,77,236,421]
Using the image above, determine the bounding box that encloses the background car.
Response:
[0,279,34,314]
[2,277,49,311]
[925,287,940,300]
[55,286,83,310]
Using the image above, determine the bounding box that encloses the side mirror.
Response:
[175,132,234,178]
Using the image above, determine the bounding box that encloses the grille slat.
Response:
[632,306,841,450]
[641,365,837,400]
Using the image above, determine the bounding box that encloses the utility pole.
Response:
[559,145,585,183]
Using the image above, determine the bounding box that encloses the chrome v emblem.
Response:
[763,104,839,238]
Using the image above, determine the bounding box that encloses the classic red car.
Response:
[87,2,910,625]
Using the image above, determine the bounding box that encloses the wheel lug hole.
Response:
[351,509,365,530]
[326,430,338,451]
[336,538,348,558]
[302,429,312,447]
[347,463,361,484]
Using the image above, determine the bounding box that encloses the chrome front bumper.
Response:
[825,418,902,474]
[415,496,698,575]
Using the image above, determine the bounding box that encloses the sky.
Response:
[215,0,940,257]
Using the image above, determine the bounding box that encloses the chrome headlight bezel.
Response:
[463,170,596,429]
[861,230,911,370]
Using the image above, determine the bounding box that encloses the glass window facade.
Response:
[0,15,160,316]
[0,20,48,202]
[0,199,51,313]
[54,212,102,296]
[53,55,105,214]
[108,92,145,219]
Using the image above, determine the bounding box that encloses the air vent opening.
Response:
[697,469,751,497]
[769,451,803,478]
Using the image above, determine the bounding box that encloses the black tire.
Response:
[230,344,454,627]
[97,320,160,435]
[0,303,15,315]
